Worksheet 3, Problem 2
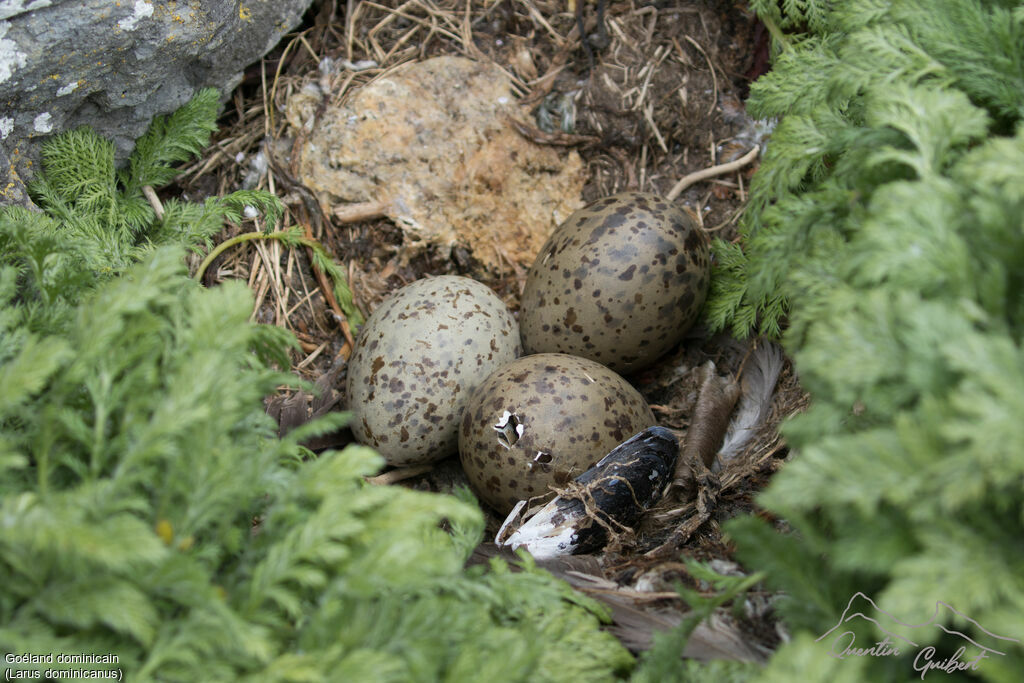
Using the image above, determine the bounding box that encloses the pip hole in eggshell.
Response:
[458,353,656,514]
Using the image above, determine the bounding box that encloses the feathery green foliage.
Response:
[0,95,631,680]
[120,88,221,194]
[709,1,1024,681]
[3,95,282,340]
[27,89,283,270]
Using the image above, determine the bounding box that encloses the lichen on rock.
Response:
[0,0,314,207]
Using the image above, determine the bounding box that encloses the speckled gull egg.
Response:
[458,353,656,514]
[519,192,711,373]
[346,275,520,467]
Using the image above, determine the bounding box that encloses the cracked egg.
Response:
[458,353,655,514]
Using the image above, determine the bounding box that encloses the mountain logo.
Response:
[816,592,1019,678]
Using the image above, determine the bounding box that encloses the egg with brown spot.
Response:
[458,353,656,514]
[347,276,520,466]
[520,192,710,373]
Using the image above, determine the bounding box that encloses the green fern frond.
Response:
[33,127,118,211]
[750,0,833,34]
[862,83,990,177]
[711,0,1024,340]
[0,336,71,416]
[121,88,220,194]
[835,22,953,95]
[706,239,750,335]
[305,239,365,328]
[148,197,226,252]
[745,35,840,118]
[30,576,159,647]
[217,189,285,229]
[896,0,1024,122]
[714,1,1024,679]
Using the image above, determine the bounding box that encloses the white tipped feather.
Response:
[715,343,784,468]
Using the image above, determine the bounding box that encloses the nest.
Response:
[173,0,803,664]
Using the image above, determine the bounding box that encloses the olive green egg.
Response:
[346,275,520,467]
[519,192,711,373]
[459,353,656,514]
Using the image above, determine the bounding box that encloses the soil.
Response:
[174,0,803,663]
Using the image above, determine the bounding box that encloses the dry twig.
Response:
[666,145,759,201]
[142,185,164,221]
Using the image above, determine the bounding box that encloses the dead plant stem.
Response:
[666,146,759,201]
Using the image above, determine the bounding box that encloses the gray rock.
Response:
[0,0,314,207]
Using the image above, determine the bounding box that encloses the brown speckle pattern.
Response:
[458,353,656,514]
[347,276,521,466]
[520,192,711,373]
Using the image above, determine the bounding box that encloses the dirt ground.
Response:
[175,0,804,661]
